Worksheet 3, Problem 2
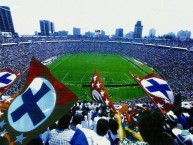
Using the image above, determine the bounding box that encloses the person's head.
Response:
[109,118,118,135]
[96,118,109,136]
[57,113,72,130]
[138,110,164,144]
[72,113,82,126]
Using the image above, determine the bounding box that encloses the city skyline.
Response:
[1,0,193,37]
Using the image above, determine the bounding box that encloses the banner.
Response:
[0,57,78,144]
[129,72,174,113]
[0,68,24,98]
[90,70,116,112]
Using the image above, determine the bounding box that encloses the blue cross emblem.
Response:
[145,79,171,101]
[0,73,12,85]
[11,82,51,126]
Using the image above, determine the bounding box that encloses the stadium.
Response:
[1,0,193,144]
[1,36,193,144]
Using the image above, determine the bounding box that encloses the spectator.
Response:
[48,113,75,145]
[71,113,95,145]
[70,113,83,131]
[114,113,147,145]
[138,110,174,145]
[107,118,119,144]
[94,118,111,145]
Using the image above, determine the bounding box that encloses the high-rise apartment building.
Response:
[73,27,81,36]
[115,28,123,37]
[134,21,143,38]
[0,6,15,34]
[40,20,55,36]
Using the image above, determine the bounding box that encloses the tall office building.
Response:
[40,20,55,36]
[115,28,123,37]
[84,31,95,37]
[54,30,68,36]
[134,21,143,38]
[0,6,15,34]
[177,30,191,41]
[148,28,156,38]
[95,30,106,37]
[125,31,134,39]
[50,22,55,34]
[73,27,81,36]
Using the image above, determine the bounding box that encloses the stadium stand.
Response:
[1,37,193,98]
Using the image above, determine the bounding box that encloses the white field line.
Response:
[50,55,70,71]
[124,73,133,83]
[81,76,84,82]
[62,72,69,82]
[122,79,126,83]
[79,95,92,101]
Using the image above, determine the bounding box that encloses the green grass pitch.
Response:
[47,54,155,102]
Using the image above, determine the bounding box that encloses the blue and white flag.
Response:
[129,72,174,113]
[0,68,22,98]
[0,57,78,145]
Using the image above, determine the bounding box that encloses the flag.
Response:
[129,72,174,113]
[128,106,138,124]
[114,104,130,123]
[0,68,23,98]
[0,68,27,119]
[114,104,139,124]
[90,70,116,112]
[0,57,78,145]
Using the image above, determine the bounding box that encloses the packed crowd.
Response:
[1,99,193,145]
[1,35,193,49]
[23,99,192,145]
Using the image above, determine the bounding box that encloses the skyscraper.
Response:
[73,27,81,36]
[0,6,15,34]
[50,22,55,34]
[148,29,156,38]
[134,21,143,38]
[40,20,55,36]
[115,28,123,37]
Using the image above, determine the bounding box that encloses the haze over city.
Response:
[1,0,193,37]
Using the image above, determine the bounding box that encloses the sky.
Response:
[1,0,193,37]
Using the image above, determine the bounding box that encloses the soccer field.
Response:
[47,54,155,102]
